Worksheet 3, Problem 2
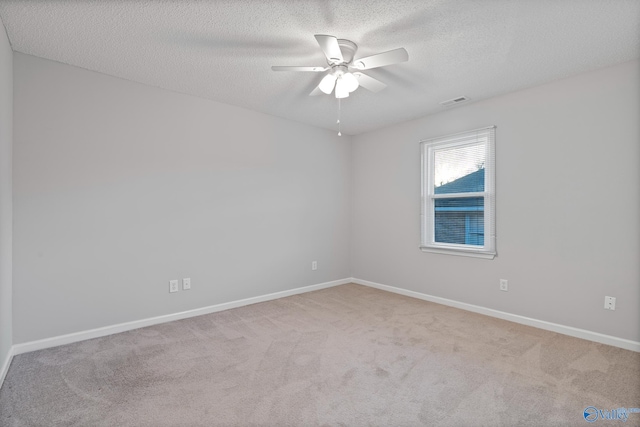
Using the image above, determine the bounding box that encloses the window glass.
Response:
[420,127,496,259]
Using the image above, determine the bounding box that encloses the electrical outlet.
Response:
[499,279,508,292]
[604,296,616,310]
[312,261,317,271]
[169,280,179,293]
[182,278,191,290]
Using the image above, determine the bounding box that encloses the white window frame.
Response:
[420,126,496,259]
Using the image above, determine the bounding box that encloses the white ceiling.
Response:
[0,1,638,135]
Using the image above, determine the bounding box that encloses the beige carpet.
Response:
[1,284,639,426]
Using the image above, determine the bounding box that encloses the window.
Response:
[420,126,496,259]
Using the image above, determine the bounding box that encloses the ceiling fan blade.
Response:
[352,48,408,70]
[314,34,343,63]
[271,66,327,72]
[309,85,324,96]
[353,72,387,93]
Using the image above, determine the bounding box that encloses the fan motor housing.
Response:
[336,39,358,64]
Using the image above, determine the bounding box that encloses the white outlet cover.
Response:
[183,278,191,290]
[499,279,508,291]
[169,280,179,293]
[312,261,317,271]
[604,296,616,310]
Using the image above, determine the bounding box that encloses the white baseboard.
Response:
[352,277,640,353]
[13,278,351,356]
[10,276,639,361]
[0,345,14,390]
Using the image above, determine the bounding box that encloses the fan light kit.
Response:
[318,66,360,98]
[272,34,409,134]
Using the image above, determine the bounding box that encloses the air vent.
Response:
[439,96,469,107]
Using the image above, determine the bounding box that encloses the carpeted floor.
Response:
[1,284,639,426]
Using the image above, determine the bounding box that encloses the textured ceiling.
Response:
[0,1,638,135]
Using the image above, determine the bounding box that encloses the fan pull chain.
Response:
[337,98,342,136]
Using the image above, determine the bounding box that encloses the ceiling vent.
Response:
[439,96,469,107]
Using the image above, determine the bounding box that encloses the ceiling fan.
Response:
[272,35,408,98]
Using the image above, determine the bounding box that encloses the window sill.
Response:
[419,246,496,259]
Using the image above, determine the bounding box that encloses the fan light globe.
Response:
[335,77,350,98]
[319,74,337,95]
[342,72,359,93]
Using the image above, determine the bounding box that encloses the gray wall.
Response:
[13,53,351,343]
[11,53,640,346]
[0,17,12,367]
[351,60,640,342]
